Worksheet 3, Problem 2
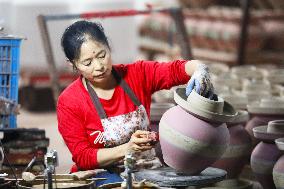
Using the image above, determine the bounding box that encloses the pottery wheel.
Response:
[134,167,226,187]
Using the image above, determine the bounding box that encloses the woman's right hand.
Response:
[125,130,154,153]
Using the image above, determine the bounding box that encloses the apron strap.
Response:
[86,80,107,119]
[86,67,142,119]
[111,68,141,107]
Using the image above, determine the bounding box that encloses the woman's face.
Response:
[75,37,112,84]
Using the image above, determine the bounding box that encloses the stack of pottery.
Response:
[251,120,284,189]
[242,79,271,103]
[246,97,284,146]
[212,72,242,91]
[231,66,266,81]
[211,110,252,189]
[265,69,284,86]
[219,91,248,110]
[273,138,284,189]
[159,88,237,174]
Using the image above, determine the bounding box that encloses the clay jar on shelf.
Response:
[159,88,237,175]
[212,110,251,179]
[273,138,284,189]
[246,97,284,147]
[251,120,284,189]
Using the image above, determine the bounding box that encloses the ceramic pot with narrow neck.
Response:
[159,88,236,175]
[273,138,284,189]
[251,120,284,189]
[246,97,284,147]
[212,110,251,179]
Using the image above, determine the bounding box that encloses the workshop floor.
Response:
[17,110,73,174]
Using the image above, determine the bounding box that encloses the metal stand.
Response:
[44,149,58,189]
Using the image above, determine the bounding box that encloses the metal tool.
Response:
[124,152,136,189]
[44,149,58,189]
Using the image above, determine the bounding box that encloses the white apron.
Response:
[86,68,161,171]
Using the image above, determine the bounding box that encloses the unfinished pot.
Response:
[212,110,251,179]
[159,88,236,174]
[150,103,175,165]
[273,138,284,189]
[251,120,284,189]
[246,97,284,146]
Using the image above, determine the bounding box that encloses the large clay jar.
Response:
[159,88,237,175]
[251,120,284,189]
[150,103,175,165]
[273,138,284,189]
[212,110,251,179]
[246,97,284,147]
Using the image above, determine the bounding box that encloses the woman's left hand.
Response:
[186,62,214,99]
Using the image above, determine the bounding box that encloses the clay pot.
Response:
[212,111,251,179]
[159,88,236,174]
[251,120,284,189]
[152,90,174,103]
[150,103,175,165]
[273,138,284,189]
[246,97,284,146]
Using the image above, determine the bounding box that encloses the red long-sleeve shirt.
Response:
[57,60,190,171]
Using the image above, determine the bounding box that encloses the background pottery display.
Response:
[159,88,236,174]
[212,110,251,179]
[251,120,284,189]
[273,138,284,189]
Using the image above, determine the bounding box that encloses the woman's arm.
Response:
[184,60,200,76]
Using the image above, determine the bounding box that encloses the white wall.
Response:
[1,0,179,70]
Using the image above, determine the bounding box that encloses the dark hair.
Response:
[61,20,110,63]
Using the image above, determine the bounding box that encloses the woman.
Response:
[57,20,214,185]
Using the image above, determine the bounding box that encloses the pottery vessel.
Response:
[150,103,175,165]
[159,88,236,174]
[273,138,284,189]
[246,97,284,146]
[251,120,284,189]
[212,110,251,179]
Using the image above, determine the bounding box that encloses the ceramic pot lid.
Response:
[275,138,284,151]
[247,97,284,115]
[228,110,249,124]
[174,88,237,123]
[253,120,284,142]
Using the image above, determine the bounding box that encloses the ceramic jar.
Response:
[150,103,175,165]
[246,97,284,146]
[159,88,236,174]
[251,120,284,189]
[273,138,284,189]
[212,110,251,179]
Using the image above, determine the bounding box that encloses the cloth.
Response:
[93,171,123,187]
[186,62,214,98]
[57,60,190,171]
